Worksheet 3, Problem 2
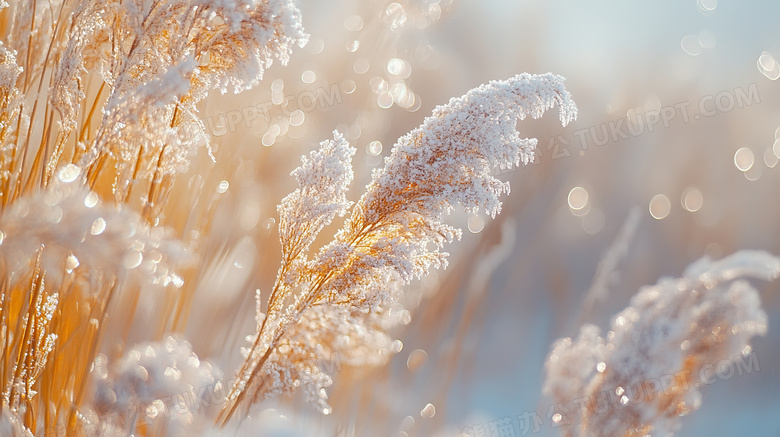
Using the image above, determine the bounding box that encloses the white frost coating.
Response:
[684,249,780,283]
[314,73,578,300]
[373,72,578,219]
[543,250,778,437]
[0,41,22,151]
[0,42,21,93]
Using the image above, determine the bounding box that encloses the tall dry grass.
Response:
[0,1,580,435]
[0,1,776,437]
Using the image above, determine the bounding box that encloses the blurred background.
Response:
[187,0,780,435]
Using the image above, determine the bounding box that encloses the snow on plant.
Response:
[50,0,307,203]
[220,73,578,422]
[544,250,779,437]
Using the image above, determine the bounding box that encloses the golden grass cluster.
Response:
[0,0,306,434]
[3,1,768,436]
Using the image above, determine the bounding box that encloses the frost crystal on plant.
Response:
[0,41,21,152]
[543,250,779,437]
[274,131,356,304]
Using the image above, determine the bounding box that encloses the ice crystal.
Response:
[313,73,578,303]
[0,42,21,95]
[274,131,356,308]
[3,292,59,412]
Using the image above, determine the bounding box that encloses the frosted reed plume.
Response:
[220,73,578,422]
[544,250,779,437]
[50,0,307,203]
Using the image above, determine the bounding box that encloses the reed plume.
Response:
[544,250,779,437]
[220,73,578,423]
